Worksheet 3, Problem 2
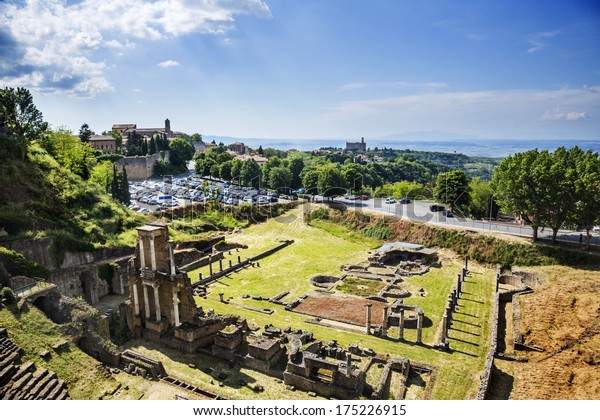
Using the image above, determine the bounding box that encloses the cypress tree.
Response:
[121,165,130,204]
[111,164,119,200]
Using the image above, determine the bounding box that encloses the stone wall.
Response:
[114,151,167,181]
[477,290,499,400]
[4,237,133,271]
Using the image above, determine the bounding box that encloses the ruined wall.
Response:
[114,151,167,181]
[4,237,133,271]
[477,290,499,400]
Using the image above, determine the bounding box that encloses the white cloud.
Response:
[542,108,589,121]
[157,60,180,68]
[0,0,271,96]
[526,30,560,54]
[340,81,448,92]
[325,86,599,139]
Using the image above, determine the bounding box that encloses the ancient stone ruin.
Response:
[0,328,70,400]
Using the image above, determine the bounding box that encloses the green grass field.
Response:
[186,208,496,399]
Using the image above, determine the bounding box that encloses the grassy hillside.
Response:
[0,142,142,248]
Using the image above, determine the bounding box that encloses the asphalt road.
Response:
[330,197,600,248]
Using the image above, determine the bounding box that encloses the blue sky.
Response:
[1,0,599,140]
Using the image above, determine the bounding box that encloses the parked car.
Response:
[385,197,396,204]
[344,194,358,200]
[398,198,411,204]
[359,195,369,200]
[429,204,445,212]
[443,209,454,217]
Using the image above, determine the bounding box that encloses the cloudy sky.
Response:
[1,0,599,140]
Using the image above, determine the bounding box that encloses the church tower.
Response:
[164,118,172,137]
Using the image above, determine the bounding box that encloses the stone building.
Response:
[88,134,116,154]
[112,119,174,140]
[345,137,367,152]
[124,224,226,353]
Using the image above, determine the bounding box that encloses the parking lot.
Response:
[128,176,296,214]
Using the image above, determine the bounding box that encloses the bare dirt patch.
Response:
[294,294,389,325]
[510,265,600,399]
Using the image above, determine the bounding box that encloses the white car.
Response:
[593,226,600,233]
[385,197,396,204]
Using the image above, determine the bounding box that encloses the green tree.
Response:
[190,133,203,143]
[195,156,216,177]
[258,145,264,155]
[467,177,498,220]
[261,156,282,188]
[574,149,600,248]
[240,159,261,187]
[269,166,292,191]
[342,163,363,192]
[317,165,346,199]
[434,170,470,213]
[0,87,48,160]
[79,123,92,143]
[120,165,130,205]
[540,147,578,244]
[169,137,195,168]
[301,168,320,195]
[231,159,242,181]
[493,150,547,241]
[45,128,96,180]
[220,160,233,181]
[148,137,156,155]
[287,156,305,189]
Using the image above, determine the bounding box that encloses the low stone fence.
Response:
[477,289,500,400]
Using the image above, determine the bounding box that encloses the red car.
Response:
[359,195,369,200]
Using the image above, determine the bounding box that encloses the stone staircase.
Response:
[0,328,70,400]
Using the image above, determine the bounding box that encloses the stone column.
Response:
[464,255,469,271]
[237,255,241,264]
[153,284,161,322]
[219,259,223,272]
[143,283,150,319]
[365,304,372,335]
[209,260,213,276]
[168,240,176,275]
[229,260,232,268]
[139,238,146,268]
[457,274,462,297]
[199,272,203,281]
[346,352,352,376]
[441,312,448,345]
[172,287,180,327]
[398,308,405,340]
[382,306,389,336]
[416,312,423,344]
[219,292,224,302]
[132,282,140,316]
[149,236,157,271]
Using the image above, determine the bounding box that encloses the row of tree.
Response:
[492,147,600,245]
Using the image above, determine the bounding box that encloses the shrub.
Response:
[1,286,16,303]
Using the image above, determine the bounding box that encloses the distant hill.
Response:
[378,130,483,141]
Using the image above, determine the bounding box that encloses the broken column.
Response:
[365,303,372,335]
[346,352,352,376]
[464,255,469,272]
[153,284,161,322]
[149,236,157,271]
[132,283,140,316]
[398,308,405,341]
[441,312,448,347]
[382,306,389,337]
[456,273,462,297]
[238,255,241,264]
[219,292,224,302]
[172,287,180,327]
[168,240,176,275]
[143,283,150,319]
[416,311,423,344]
